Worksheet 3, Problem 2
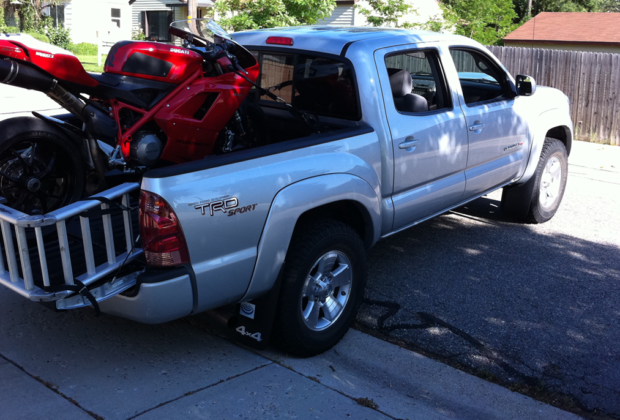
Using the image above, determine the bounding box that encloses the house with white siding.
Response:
[127,0,442,44]
[42,0,132,44]
[320,0,443,27]
[129,0,212,42]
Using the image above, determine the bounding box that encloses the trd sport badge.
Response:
[192,195,258,217]
[194,197,238,216]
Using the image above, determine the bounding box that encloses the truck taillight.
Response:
[139,190,190,267]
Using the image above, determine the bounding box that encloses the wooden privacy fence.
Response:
[487,46,620,146]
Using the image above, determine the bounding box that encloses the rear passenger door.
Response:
[448,48,528,198]
[376,45,469,231]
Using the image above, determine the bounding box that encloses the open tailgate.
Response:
[0,183,143,310]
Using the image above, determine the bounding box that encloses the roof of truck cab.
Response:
[231,26,465,57]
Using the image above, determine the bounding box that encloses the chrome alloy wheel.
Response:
[539,156,562,209]
[300,250,353,332]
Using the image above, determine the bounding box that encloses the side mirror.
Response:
[516,74,537,96]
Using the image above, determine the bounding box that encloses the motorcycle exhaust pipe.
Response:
[0,58,57,93]
[47,84,86,120]
[0,58,86,120]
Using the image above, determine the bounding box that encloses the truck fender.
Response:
[519,108,573,185]
[501,108,572,218]
[240,174,381,302]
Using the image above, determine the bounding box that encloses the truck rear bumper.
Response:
[99,269,194,324]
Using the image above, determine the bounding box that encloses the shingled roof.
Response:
[504,12,620,46]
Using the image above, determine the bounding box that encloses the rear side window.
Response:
[252,51,360,120]
[384,50,451,113]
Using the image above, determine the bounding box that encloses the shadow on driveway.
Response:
[357,196,620,418]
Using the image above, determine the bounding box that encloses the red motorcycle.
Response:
[0,19,260,215]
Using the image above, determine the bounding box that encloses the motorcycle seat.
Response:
[87,72,121,87]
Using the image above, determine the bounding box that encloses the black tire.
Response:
[0,117,85,215]
[526,138,568,223]
[274,219,367,357]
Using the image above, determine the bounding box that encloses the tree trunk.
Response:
[187,0,197,20]
[187,0,197,33]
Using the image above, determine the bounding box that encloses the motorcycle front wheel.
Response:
[0,117,85,215]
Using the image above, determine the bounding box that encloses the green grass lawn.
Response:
[76,55,106,73]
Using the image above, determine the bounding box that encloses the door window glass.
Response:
[385,50,450,113]
[450,49,506,105]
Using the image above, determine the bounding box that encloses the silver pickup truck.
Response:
[0,27,572,356]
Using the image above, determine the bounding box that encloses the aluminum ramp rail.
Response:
[0,182,143,310]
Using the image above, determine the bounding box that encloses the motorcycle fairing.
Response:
[107,61,260,164]
[157,62,260,162]
[0,34,98,88]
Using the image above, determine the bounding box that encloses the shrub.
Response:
[46,25,72,50]
[68,42,98,55]
[132,29,147,41]
[36,16,54,35]
[24,31,50,43]
[2,26,20,34]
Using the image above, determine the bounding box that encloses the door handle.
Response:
[469,122,485,132]
[399,139,419,150]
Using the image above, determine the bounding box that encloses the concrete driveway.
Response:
[357,141,620,418]
[0,84,62,119]
[0,290,579,420]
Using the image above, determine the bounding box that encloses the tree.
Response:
[512,0,600,21]
[439,0,518,45]
[595,0,620,11]
[214,0,336,32]
[7,0,64,33]
[356,0,419,28]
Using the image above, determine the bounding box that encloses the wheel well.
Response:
[294,200,373,249]
[546,126,572,156]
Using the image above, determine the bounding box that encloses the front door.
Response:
[449,48,528,198]
[377,45,469,232]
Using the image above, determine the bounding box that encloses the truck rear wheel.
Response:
[274,219,367,357]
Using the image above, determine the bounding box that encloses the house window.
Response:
[49,4,65,28]
[143,11,173,42]
[111,8,121,28]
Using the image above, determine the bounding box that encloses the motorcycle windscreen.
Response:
[169,19,257,69]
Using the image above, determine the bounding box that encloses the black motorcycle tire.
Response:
[0,117,85,216]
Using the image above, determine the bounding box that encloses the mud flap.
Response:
[203,265,285,351]
[500,176,537,219]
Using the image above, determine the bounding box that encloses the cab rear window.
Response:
[251,50,360,121]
